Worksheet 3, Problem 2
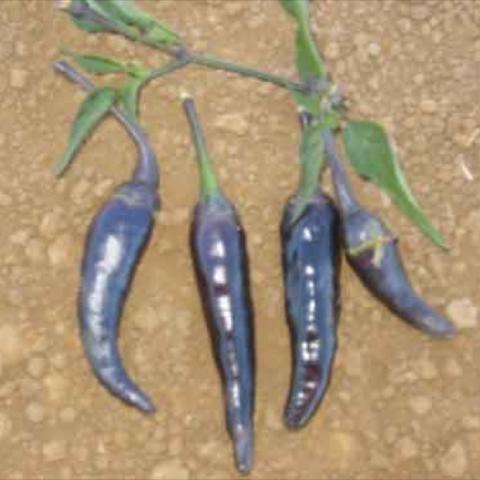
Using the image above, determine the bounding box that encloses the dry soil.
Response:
[0,1,479,479]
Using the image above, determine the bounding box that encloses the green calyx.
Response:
[348,234,395,267]
[182,96,220,199]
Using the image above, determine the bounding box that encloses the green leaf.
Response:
[71,15,108,33]
[88,0,179,45]
[54,87,116,176]
[291,121,325,222]
[67,52,128,75]
[82,0,136,35]
[343,120,446,248]
[119,77,143,118]
[279,0,309,23]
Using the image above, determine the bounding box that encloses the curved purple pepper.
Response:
[184,97,254,474]
[54,61,159,412]
[323,129,455,338]
[281,190,340,429]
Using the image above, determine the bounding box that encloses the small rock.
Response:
[0,324,23,366]
[10,68,28,89]
[0,192,12,207]
[70,179,92,205]
[0,412,12,439]
[409,396,432,416]
[25,239,46,263]
[26,402,46,423]
[10,229,30,246]
[133,305,160,332]
[214,112,249,136]
[150,460,190,480]
[411,5,429,21]
[397,436,418,460]
[415,358,438,380]
[444,358,462,377]
[440,441,467,478]
[325,42,340,60]
[44,373,68,403]
[27,356,47,378]
[367,42,381,57]
[447,298,478,329]
[43,440,66,462]
[15,41,28,57]
[59,407,76,423]
[461,415,480,431]
[48,233,75,267]
[420,99,437,114]
[40,210,65,239]
[264,406,282,431]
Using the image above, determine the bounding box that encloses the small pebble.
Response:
[42,440,66,463]
[440,441,467,478]
[150,460,190,480]
[40,211,65,239]
[10,68,28,89]
[59,407,76,423]
[0,324,23,366]
[25,239,45,263]
[397,436,418,460]
[420,99,437,114]
[409,396,432,416]
[367,42,381,57]
[447,298,478,329]
[411,5,429,21]
[26,402,46,423]
[48,233,75,267]
[325,42,340,60]
[27,356,46,378]
[0,192,12,207]
[214,112,249,136]
[0,412,12,439]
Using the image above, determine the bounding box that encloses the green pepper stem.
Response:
[323,129,360,215]
[189,53,306,93]
[53,60,159,188]
[182,96,220,198]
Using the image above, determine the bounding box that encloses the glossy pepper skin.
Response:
[79,181,158,413]
[54,61,160,412]
[191,193,255,474]
[323,129,456,338]
[281,190,340,429]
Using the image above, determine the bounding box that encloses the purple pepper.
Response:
[54,61,160,412]
[183,97,255,474]
[323,129,455,338]
[281,190,340,429]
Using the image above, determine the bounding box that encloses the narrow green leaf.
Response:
[107,0,179,43]
[343,120,446,248]
[89,0,179,45]
[83,0,136,35]
[279,0,309,23]
[71,15,107,33]
[54,87,116,176]
[68,52,128,75]
[119,77,143,118]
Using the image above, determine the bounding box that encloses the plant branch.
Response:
[188,53,306,93]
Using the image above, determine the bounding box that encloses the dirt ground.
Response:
[0,0,479,479]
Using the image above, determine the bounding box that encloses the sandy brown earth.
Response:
[0,0,479,479]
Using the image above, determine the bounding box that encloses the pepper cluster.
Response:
[51,1,457,475]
